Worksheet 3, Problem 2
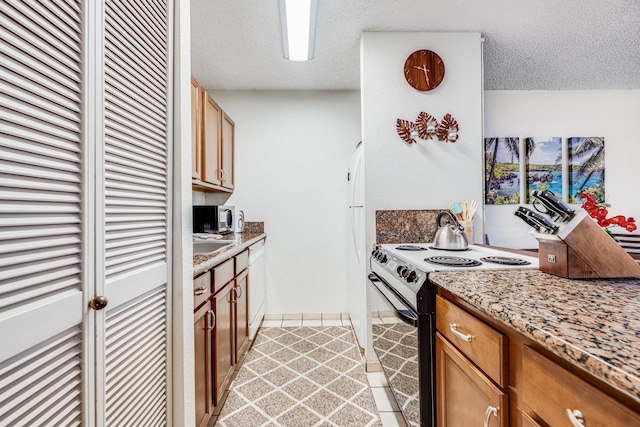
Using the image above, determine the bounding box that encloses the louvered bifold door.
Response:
[98,0,172,425]
[0,1,85,426]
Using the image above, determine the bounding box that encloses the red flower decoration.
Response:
[580,192,637,233]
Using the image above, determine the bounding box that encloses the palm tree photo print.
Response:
[525,137,562,203]
[568,137,605,203]
[485,137,521,205]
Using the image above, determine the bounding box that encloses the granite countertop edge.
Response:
[193,232,267,276]
[429,269,640,405]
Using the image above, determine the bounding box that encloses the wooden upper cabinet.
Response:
[191,77,202,180]
[221,111,234,190]
[191,76,235,193]
[202,92,222,187]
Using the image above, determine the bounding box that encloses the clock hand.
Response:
[415,65,430,86]
[413,65,431,85]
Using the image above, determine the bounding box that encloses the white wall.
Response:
[484,90,640,249]
[361,32,484,361]
[206,91,361,314]
[362,32,484,252]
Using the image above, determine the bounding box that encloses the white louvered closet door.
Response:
[0,0,172,426]
[0,1,85,426]
[98,0,171,425]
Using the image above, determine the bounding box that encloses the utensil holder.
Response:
[460,220,474,244]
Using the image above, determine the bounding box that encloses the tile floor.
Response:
[211,319,408,427]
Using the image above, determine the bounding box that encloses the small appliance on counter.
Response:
[231,209,245,233]
[193,205,239,234]
[514,190,640,279]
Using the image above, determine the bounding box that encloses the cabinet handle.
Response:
[221,169,228,182]
[207,310,216,330]
[449,323,473,342]
[193,286,207,296]
[566,409,585,427]
[483,406,497,427]
[235,285,242,298]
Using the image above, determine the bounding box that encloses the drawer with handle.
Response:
[436,295,506,387]
[522,345,640,427]
[235,248,249,274]
[193,271,212,309]
[213,258,234,293]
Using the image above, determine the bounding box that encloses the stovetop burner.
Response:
[395,245,428,251]
[424,256,482,267]
[479,256,531,266]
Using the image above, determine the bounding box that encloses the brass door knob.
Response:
[89,295,109,310]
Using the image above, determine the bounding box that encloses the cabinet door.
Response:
[234,270,249,361]
[191,77,202,179]
[202,93,222,186]
[194,303,213,427]
[220,111,234,190]
[522,345,640,427]
[212,282,235,405]
[520,411,543,427]
[436,333,508,427]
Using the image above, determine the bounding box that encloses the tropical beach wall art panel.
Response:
[568,137,605,203]
[525,137,563,203]
[484,137,521,205]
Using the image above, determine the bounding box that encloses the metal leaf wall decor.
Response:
[416,112,438,140]
[437,113,459,143]
[396,112,460,144]
[396,119,417,144]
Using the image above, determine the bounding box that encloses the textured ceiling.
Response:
[190,0,640,91]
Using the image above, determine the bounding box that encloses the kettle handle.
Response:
[437,210,463,230]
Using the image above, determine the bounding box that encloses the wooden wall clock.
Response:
[404,50,445,91]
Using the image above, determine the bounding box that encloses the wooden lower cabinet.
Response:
[194,251,252,427]
[194,302,213,427]
[520,411,542,427]
[436,332,508,427]
[522,345,640,427]
[437,290,640,427]
[234,269,249,362]
[213,281,235,405]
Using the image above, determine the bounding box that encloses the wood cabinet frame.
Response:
[191,77,235,193]
[193,249,252,426]
[436,287,640,426]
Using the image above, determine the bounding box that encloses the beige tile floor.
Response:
[210,317,408,427]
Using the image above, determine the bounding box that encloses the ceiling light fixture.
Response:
[278,0,317,61]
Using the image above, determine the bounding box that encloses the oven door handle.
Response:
[368,274,419,327]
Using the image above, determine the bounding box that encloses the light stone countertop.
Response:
[193,231,267,277]
[428,269,640,405]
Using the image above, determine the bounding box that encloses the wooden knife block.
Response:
[534,210,640,279]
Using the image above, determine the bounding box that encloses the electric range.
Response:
[368,244,538,427]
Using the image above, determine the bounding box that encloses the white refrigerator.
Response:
[347,142,367,348]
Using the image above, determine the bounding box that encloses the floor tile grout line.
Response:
[215,326,383,426]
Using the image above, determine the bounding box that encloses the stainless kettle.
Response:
[432,210,469,250]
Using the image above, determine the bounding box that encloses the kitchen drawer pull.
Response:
[207,310,216,330]
[566,409,585,427]
[450,323,473,342]
[483,406,497,427]
[194,286,207,296]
